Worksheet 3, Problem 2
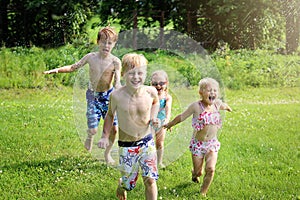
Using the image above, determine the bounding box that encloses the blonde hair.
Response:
[198,77,220,95]
[97,26,118,43]
[151,70,169,92]
[121,53,148,76]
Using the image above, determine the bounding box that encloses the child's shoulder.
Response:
[110,54,121,60]
[86,52,98,57]
[189,101,200,109]
[107,54,121,66]
[145,85,157,93]
[214,99,223,108]
[111,86,126,98]
[166,93,172,100]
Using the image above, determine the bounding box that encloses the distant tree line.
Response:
[0,0,299,53]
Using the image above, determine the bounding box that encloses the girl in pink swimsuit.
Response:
[164,77,232,197]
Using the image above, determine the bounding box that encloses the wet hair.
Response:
[97,27,118,43]
[198,77,220,95]
[121,53,148,76]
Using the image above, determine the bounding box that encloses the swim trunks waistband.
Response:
[89,87,114,95]
[118,134,153,147]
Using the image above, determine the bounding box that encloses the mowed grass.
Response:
[0,86,299,200]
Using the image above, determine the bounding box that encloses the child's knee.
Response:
[143,177,156,188]
[194,169,203,177]
[155,141,164,149]
[205,166,215,175]
[87,128,97,135]
[111,126,118,135]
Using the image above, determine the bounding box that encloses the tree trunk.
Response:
[159,11,165,48]
[133,9,138,49]
[285,1,300,54]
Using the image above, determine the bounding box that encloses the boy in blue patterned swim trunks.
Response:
[44,27,121,164]
[98,53,160,200]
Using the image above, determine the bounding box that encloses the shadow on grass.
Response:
[1,155,119,199]
[1,155,107,172]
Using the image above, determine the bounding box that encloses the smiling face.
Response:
[124,66,147,89]
[151,73,168,94]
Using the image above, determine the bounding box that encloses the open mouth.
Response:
[209,96,216,102]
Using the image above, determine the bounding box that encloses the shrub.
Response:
[0,46,299,89]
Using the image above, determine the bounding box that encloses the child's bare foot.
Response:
[191,170,199,183]
[116,178,127,200]
[158,163,166,169]
[192,176,200,183]
[84,135,94,152]
[105,153,115,165]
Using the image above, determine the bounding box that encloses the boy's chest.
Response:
[119,94,153,115]
[90,57,114,74]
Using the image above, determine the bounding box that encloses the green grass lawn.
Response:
[0,86,299,200]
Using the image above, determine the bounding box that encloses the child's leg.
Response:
[104,125,117,164]
[85,128,97,152]
[155,129,166,167]
[143,177,157,200]
[116,178,127,200]
[200,151,218,196]
[191,154,204,183]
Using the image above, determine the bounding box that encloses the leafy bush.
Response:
[0,46,299,89]
[0,45,94,88]
[212,49,300,89]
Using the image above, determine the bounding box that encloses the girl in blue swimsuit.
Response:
[164,77,232,197]
[150,70,173,168]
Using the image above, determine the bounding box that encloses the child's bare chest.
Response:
[131,96,153,114]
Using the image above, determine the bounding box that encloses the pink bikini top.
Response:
[192,102,222,131]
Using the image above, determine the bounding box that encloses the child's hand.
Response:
[97,138,109,149]
[151,118,161,129]
[163,123,172,132]
[43,69,58,74]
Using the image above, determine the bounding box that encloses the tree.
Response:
[1,0,99,47]
[281,0,300,54]
[0,0,9,46]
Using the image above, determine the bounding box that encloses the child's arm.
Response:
[150,87,160,128]
[218,99,232,112]
[164,102,195,131]
[43,54,88,74]
[43,65,74,74]
[98,95,115,149]
[113,58,122,89]
[163,114,182,131]
[164,94,173,124]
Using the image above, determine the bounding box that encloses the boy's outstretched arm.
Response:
[43,65,75,74]
[44,55,88,74]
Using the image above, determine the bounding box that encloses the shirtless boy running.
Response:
[44,27,121,164]
[98,53,160,200]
